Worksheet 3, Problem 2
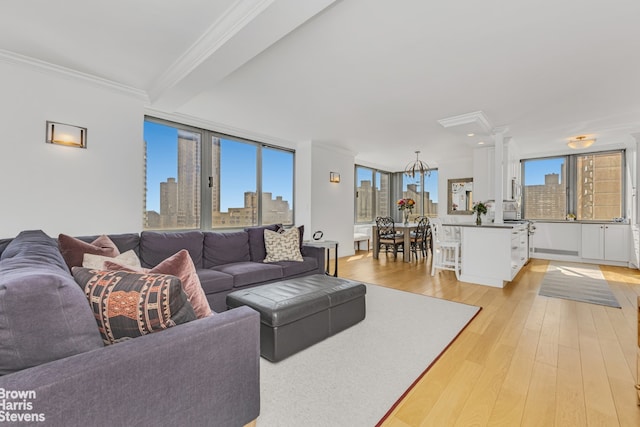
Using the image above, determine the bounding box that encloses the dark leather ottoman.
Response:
[226,274,366,362]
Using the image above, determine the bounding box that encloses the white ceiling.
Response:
[2,0,640,170]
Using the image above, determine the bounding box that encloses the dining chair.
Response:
[410,217,429,260]
[429,218,461,279]
[375,216,404,259]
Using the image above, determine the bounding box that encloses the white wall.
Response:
[0,59,146,237]
[307,144,356,256]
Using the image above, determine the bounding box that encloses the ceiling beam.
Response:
[148,0,338,111]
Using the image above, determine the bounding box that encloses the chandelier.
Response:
[404,151,431,179]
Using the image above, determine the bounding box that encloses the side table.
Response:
[303,240,339,277]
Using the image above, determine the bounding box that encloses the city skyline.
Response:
[144,120,294,229]
[144,121,293,214]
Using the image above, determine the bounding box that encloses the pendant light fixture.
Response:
[404,150,431,179]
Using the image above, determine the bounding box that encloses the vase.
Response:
[476,213,482,226]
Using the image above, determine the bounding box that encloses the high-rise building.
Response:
[160,177,178,228]
[177,130,201,228]
[524,168,566,220]
[211,137,221,213]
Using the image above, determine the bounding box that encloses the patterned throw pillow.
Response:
[58,234,120,270]
[82,249,141,270]
[263,227,303,263]
[104,249,213,319]
[72,267,197,345]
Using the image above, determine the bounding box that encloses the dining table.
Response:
[372,222,419,263]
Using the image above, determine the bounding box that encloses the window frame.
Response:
[520,149,625,221]
[144,116,295,231]
[354,165,393,224]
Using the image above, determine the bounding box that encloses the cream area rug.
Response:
[538,261,621,308]
[257,283,481,426]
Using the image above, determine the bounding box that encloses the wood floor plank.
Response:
[555,344,587,427]
[340,251,640,427]
[521,361,557,427]
[454,343,515,427]
[579,333,620,426]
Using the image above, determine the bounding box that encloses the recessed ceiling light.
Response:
[467,133,475,137]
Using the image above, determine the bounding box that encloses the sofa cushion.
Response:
[0,230,104,375]
[83,249,141,270]
[264,228,303,262]
[72,267,197,345]
[139,231,204,268]
[245,224,281,262]
[75,233,141,256]
[195,269,235,295]
[58,234,119,270]
[1,230,69,272]
[273,257,320,277]
[105,249,213,319]
[0,238,11,257]
[212,262,283,288]
[203,231,250,268]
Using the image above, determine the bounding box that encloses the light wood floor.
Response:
[338,250,640,427]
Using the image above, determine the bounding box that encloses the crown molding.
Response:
[0,49,148,101]
[148,0,275,102]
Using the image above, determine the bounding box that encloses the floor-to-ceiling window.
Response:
[144,117,294,230]
[355,166,391,223]
[401,170,439,220]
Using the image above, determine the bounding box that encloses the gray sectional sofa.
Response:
[0,225,323,426]
[77,224,325,312]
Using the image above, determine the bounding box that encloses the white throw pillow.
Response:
[263,227,303,262]
[82,249,142,270]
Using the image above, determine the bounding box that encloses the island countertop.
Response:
[443,222,527,229]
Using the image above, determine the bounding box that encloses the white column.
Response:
[493,128,507,224]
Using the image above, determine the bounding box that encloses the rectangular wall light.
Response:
[46,121,87,148]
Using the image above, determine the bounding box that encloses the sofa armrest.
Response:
[0,306,260,427]
[301,244,326,275]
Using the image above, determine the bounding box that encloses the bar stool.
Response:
[429,218,461,279]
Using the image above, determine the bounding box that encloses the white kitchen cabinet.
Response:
[581,224,628,262]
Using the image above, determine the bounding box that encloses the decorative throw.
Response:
[72,267,197,345]
[264,227,303,262]
[82,249,141,270]
[58,234,120,270]
[104,249,213,319]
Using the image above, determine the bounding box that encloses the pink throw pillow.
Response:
[104,249,213,319]
[58,234,120,270]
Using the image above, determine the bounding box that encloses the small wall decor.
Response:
[46,121,87,148]
[329,172,340,183]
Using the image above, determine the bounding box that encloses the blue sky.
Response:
[523,157,565,185]
[144,121,293,212]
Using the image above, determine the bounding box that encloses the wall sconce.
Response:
[329,172,341,183]
[46,121,87,148]
[567,135,595,150]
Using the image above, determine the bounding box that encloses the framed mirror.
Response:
[447,178,473,215]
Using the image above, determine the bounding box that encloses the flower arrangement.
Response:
[397,198,415,224]
[472,201,488,215]
[397,198,415,211]
[472,201,488,226]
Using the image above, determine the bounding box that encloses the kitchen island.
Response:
[446,222,528,288]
